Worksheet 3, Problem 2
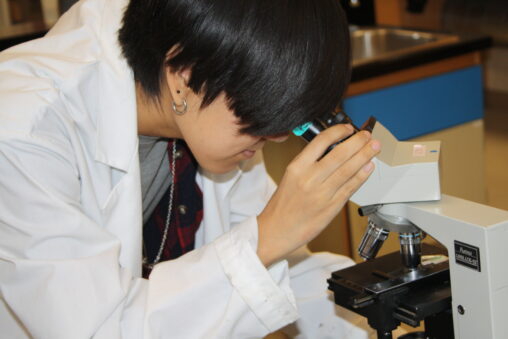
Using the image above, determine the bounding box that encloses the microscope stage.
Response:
[328,244,452,330]
[331,245,449,297]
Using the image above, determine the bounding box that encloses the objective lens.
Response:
[358,220,389,260]
[399,232,423,269]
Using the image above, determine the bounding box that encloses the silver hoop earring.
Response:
[172,99,188,115]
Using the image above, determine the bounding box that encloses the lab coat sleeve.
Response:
[0,133,298,338]
[282,250,374,339]
[146,217,298,338]
[228,154,373,338]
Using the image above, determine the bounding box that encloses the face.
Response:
[174,92,288,174]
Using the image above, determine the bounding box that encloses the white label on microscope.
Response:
[412,144,426,157]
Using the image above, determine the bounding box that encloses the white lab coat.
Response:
[0,0,370,338]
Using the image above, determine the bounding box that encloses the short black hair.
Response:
[119,0,350,136]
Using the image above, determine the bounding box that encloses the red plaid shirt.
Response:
[142,139,203,278]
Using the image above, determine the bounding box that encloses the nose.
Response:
[265,133,290,143]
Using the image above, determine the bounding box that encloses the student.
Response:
[0,0,380,338]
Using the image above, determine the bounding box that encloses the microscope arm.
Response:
[373,194,508,338]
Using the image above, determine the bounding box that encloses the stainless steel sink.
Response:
[351,27,460,67]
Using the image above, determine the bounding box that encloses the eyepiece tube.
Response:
[292,110,376,157]
[322,110,357,129]
[358,220,389,260]
[292,110,358,156]
[292,120,327,143]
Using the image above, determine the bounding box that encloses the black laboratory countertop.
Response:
[350,31,493,83]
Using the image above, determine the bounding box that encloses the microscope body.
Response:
[329,195,508,338]
[386,195,508,338]
[292,113,508,337]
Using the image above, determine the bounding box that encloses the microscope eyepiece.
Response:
[292,120,328,143]
[292,110,375,156]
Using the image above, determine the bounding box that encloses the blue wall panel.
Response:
[343,66,484,140]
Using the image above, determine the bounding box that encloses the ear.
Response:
[165,66,192,106]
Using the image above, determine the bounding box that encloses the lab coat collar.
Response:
[93,0,138,172]
[198,167,242,201]
[198,153,264,203]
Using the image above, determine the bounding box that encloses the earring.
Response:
[172,98,187,115]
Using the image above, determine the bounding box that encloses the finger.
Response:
[325,139,380,189]
[294,124,355,166]
[331,159,376,204]
[314,130,373,181]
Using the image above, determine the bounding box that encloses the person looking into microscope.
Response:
[0,0,380,338]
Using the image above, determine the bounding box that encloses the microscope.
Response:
[329,196,508,339]
[293,112,508,338]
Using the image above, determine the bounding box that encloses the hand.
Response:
[257,124,381,267]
